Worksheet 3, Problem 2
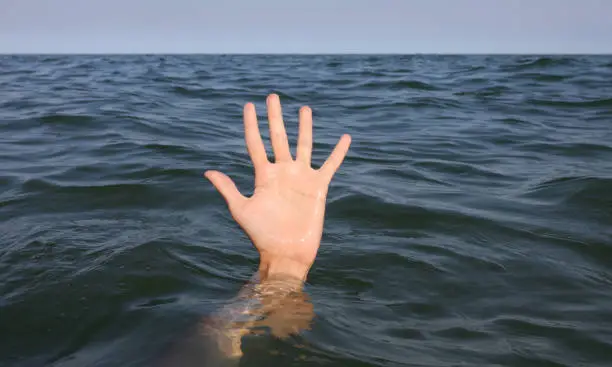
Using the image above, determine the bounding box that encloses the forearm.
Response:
[203,256,314,358]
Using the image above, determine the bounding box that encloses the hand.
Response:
[205,94,351,282]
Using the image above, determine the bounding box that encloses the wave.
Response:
[412,158,510,180]
[527,97,612,108]
[357,79,440,91]
[348,97,460,110]
[517,72,569,82]
[172,86,228,98]
[503,56,575,71]
[454,85,513,98]
[523,175,612,207]
[15,178,200,213]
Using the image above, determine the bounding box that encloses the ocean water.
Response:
[1,55,611,367]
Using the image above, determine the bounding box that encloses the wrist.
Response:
[258,253,311,286]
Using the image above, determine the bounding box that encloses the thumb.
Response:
[204,170,246,212]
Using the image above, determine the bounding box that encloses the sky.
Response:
[1,0,611,54]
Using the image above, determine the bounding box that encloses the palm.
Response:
[237,162,326,265]
[205,94,350,271]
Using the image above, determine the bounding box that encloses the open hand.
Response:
[205,94,351,281]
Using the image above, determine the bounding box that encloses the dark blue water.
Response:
[1,55,611,367]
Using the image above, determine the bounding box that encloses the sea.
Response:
[1,55,611,367]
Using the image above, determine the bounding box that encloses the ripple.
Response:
[523,175,612,206]
[455,85,513,97]
[517,72,569,82]
[37,113,97,125]
[412,158,510,181]
[528,97,612,108]
[358,79,440,91]
[503,56,575,71]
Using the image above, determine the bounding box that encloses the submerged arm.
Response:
[202,262,313,358]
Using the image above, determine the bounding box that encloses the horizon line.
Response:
[2,52,612,56]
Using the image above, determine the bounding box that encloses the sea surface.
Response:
[1,55,611,367]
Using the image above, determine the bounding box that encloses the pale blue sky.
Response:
[1,0,610,53]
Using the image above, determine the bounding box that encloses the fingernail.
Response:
[267,93,279,103]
